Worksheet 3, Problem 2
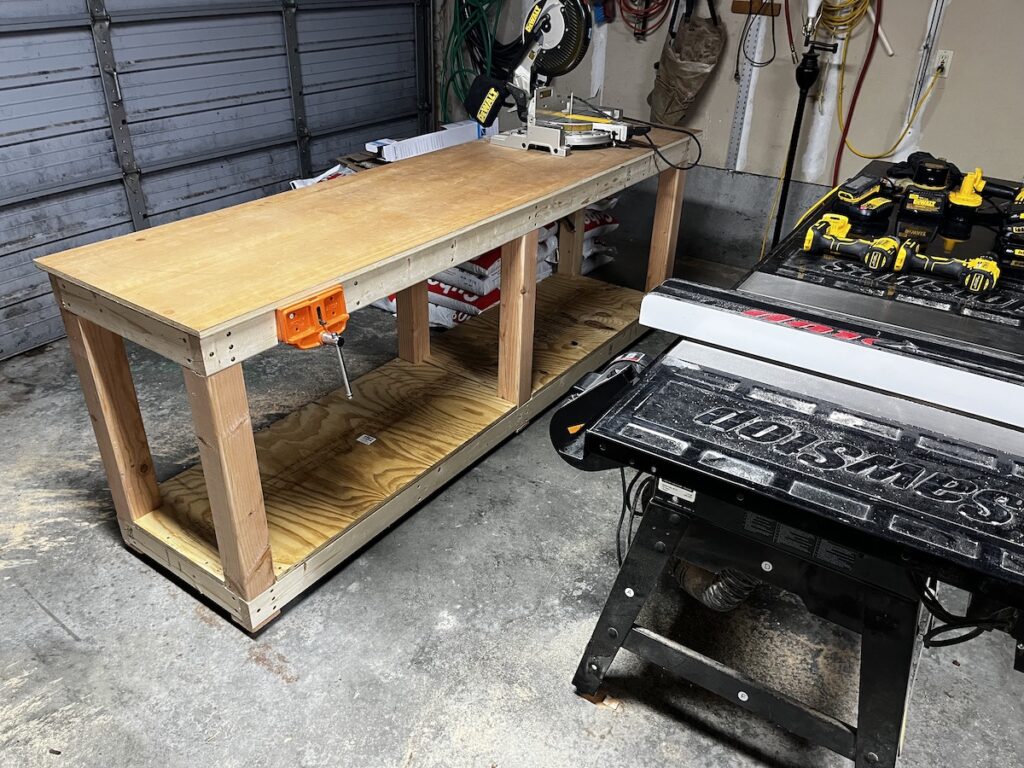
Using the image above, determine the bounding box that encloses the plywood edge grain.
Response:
[52,277,201,366]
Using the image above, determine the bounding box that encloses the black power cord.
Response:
[616,470,657,566]
[734,0,777,81]
[616,468,644,565]
[574,95,703,171]
[627,474,656,549]
[910,572,1017,648]
[636,130,703,172]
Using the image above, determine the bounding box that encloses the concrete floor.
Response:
[3,263,1023,766]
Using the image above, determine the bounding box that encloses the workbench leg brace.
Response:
[573,497,924,768]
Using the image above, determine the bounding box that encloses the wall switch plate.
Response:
[936,50,953,77]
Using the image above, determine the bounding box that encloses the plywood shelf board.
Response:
[160,360,512,575]
[149,275,643,585]
[430,275,643,390]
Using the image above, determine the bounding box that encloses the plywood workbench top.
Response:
[35,129,690,336]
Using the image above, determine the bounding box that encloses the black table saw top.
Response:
[587,350,1024,592]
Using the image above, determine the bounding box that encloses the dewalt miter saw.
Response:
[464,0,641,156]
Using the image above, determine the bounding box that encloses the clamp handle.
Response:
[321,331,353,399]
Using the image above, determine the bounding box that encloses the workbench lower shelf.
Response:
[120,275,645,630]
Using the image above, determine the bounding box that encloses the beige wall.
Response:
[445,0,1024,184]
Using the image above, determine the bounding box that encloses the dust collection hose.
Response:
[674,561,760,612]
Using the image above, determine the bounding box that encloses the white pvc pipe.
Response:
[866,6,895,56]
[734,21,766,173]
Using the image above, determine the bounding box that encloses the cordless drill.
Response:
[803,213,906,270]
[803,214,1001,293]
[897,242,1001,294]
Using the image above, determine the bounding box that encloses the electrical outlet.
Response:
[936,50,953,77]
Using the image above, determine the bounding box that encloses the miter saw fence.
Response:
[463,0,639,156]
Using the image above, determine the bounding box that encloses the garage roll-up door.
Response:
[0,0,432,359]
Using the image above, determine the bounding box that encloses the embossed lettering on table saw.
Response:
[693,405,1021,523]
[818,260,1024,315]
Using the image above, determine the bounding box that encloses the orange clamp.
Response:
[276,286,349,349]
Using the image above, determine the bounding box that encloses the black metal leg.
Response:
[1015,614,1024,673]
[855,594,923,768]
[572,499,688,695]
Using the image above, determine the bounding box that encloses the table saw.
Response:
[555,162,1024,767]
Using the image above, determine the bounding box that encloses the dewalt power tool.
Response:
[1001,185,1024,245]
[1007,185,1024,221]
[998,240,1024,271]
[464,0,638,156]
[892,156,956,219]
[998,186,1024,269]
[804,214,1001,294]
[803,213,906,270]
[901,246,1002,294]
[947,167,987,219]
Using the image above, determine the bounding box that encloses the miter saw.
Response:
[464,0,642,156]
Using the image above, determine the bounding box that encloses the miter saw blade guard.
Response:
[465,0,634,156]
[533,0,592,77]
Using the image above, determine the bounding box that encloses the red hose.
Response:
[832,0,882,186]
[618,0,671,36]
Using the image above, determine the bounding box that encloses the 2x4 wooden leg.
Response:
[558,209,586,277]
[61,307,161,530]
[647,167,687,291]
[396,280,430,364]
[498,229,539,406]
[183,364,275,601]
[61,297,276,616]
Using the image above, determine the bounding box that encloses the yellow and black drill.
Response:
[901,244,1002,293]
[803,214,1001,294]
[803,213,907,270]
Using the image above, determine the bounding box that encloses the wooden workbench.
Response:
[36,129,692,631]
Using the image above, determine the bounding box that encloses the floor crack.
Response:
[20,585,81,642]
